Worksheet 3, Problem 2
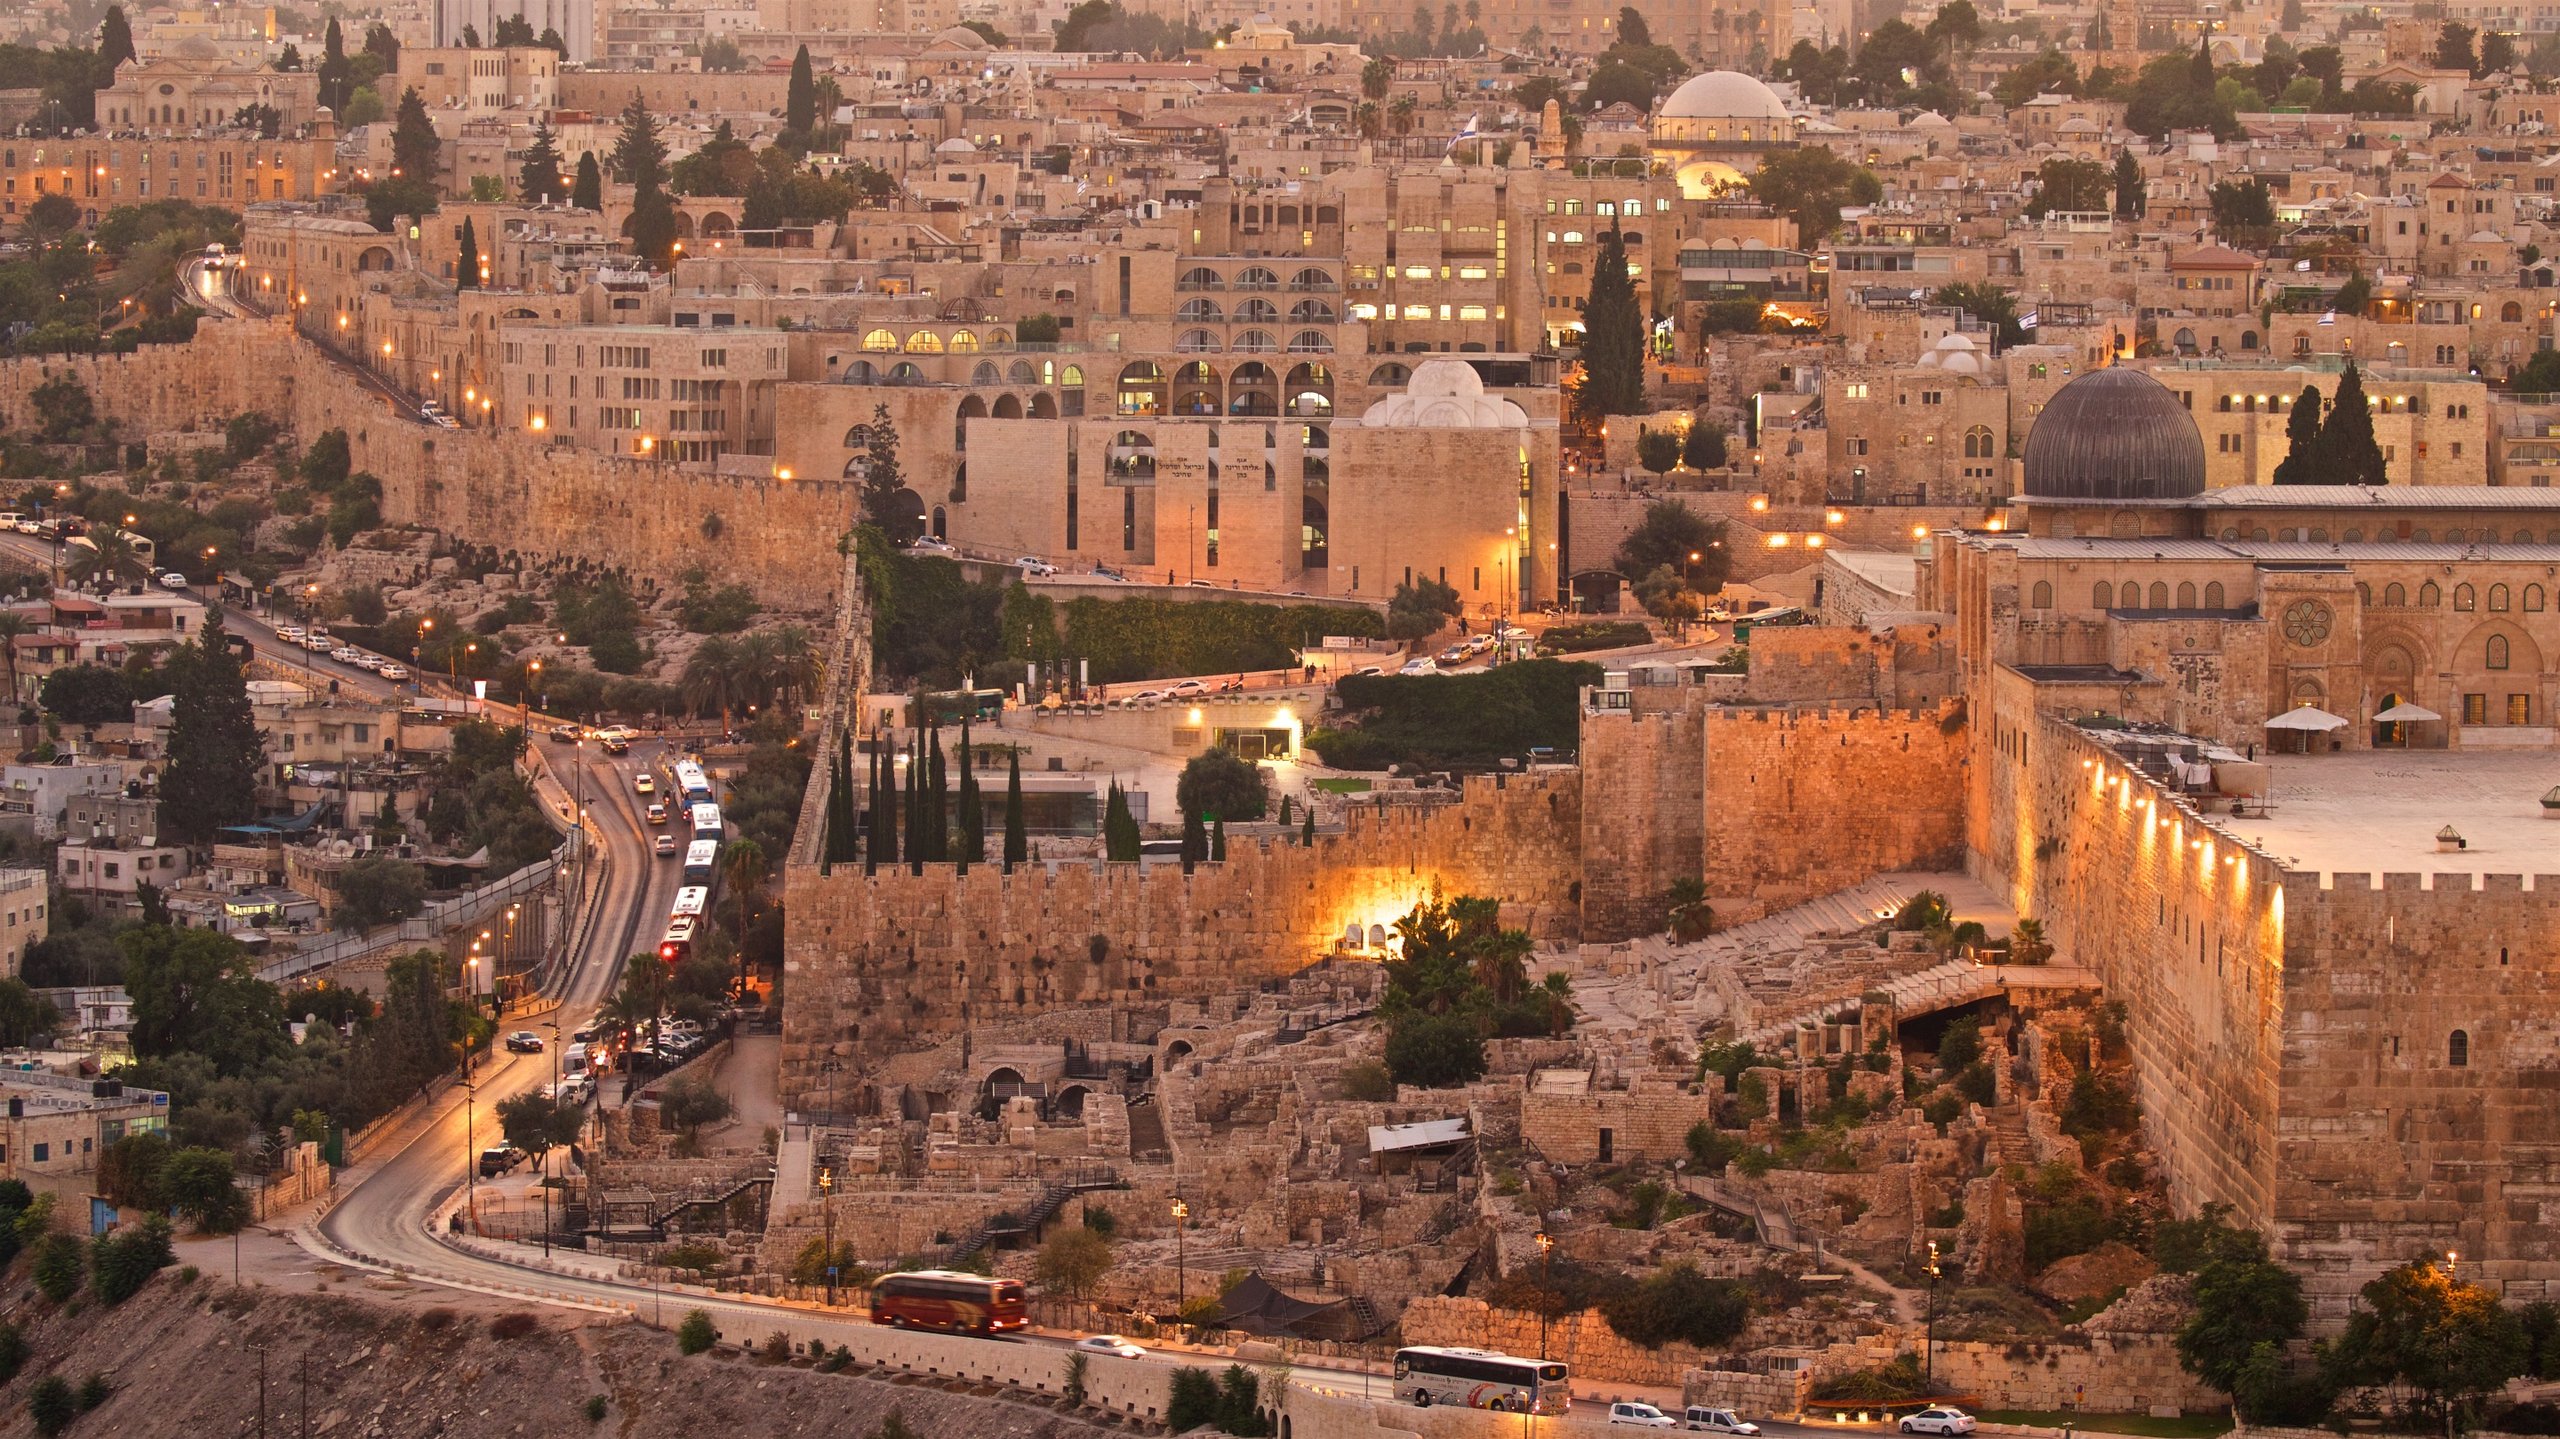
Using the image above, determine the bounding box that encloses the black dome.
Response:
[2021,368,2206,501]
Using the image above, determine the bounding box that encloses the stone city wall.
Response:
[779,771,1583,1110]
[2274,868,2560,1318]
[1577,693,1707,941]
[1700,702,1969,925]
[0,321,850,607]
[1796,1331,2225,1415]
[1974,710,2286,1243]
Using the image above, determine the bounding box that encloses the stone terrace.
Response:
[2220,748,2560,878]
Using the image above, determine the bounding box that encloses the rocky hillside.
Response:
[0,1266,1123,1439]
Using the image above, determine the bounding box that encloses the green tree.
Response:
[1613,499,1728,589]
[1636,428,1682,475]
[2327,1260,2524,1429]
[98,5,136,70]
[1386,575,1461,640]
[2435,20,2478,73]
[1602,1262,1752,1348]
[1177,747,1267,822]
[2114,148,2147,219]
[38,664,127,724]
[1054,0,1118,51]
[2176,1251,2306,1394]
[1383,1011,1485,1087]
[1682,419,1728,471]
[1995,49,2079,105]
[611,95,679,267]
[518,119,565,203]
[787,45,818,132]
[32,1232,82,1303]
[121,926,285,1075]
[2208,178,2276,242]
[496,1091,586,1155]
[1002,748,1027,868]
[2318,360,2387,485]
[1102,780,1140,861]
[1748,146,1882,244]
[333,856,428,930]
[455,216,480,288]
[2483,29,2519,74]
[2333,270,2372,318]
[2027,157,2113,217]
[846,407,912,536]
[2270,385,2325,484]
[96,1132,170,1210]
[156,1147,247,1233]
[1932,281,2027,348]
[572,151,603,211]
[1034,1224,1113,1298]
[1362,55,1392,98]
[1614,5,1650,45]
[390,84,440,182]
[1577,223,1645,421]
[161,614,263,843]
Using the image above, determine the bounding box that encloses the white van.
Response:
[1684,1408,1761,1433]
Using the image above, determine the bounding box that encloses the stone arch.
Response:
[956,393,987,449]
[2204,581,2225,608]
[2147,581,2170,608]
[1029,391,1059,419]
[1286,362,1333,418]
[1053,1083,1091,1119]
[1370,361,1412,387]
[1174,360,1222,417]
[1164,1038,1196,1062]
[2454,582,2477,611]
[1008,359,1040,384]
[2450,1029,2469,1067]
[2092,581,2112,609]
[357,245,396,271]
[972,360,1001,385]
[2176,581,2196,608]
[2031,580,2052,608]
[1117,361,1165,416]
[2419,581,2441,607]
[984,1065,1025,1091]
[931,505,947,539]
[993,392,1023,419]
[1230,362,1279,417]
[2489,583,2511,612]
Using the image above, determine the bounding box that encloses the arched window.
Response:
[2093,581,2113,609]
[2176,581,2197,608]
[1007,359,1039,384]
[2419,581,2441,607]
[1235,266,1279,289]
[1177,297,1224,323]
[2505,300,2526,322]
[1963,425,1994,458]
[2385,582,2407,606]
[1176,329,1219,353]
[2446,528,2467,544]
[1288,330,1334,353]
[948,330,980,354]
[862,328,899,352]
[2449,1029,2469,1067]
[1178,266,1224,290]
[1237,298,1280,325]
[2031,580,2053,608]
[1290,298,1336,324]
[971,361,1001,385]
[905,331,945,354]
[2148,582,2170,608]
[2344,528,2364,542]
[2454,583,2477,611]
[2529,584,2548,612]
[1234,330,1278,353]
[2204,581,2225,608]
[1291,267,1332,289]
[2489,584,2510,612]
[2488,634,2512,669]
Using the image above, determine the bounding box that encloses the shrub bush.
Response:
[489,1312,539,1340]
[1166,1368,1222,1431]
[584,1394,609,1422]
[32,1233,83,1302]
[88,1216,174,1304]
[75,1374,108,1412]
[1326,659,1600,769]
[0,1323,23,1383]
[1601,1262,1751,1349]
[676,1310,718,1355]
[27,1376,73,1436]
[1339,1061,1397,1102]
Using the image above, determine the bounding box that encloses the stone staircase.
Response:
[944,1165,1120,1267]
[1986,1105,2032,1170]
[1125,1096,1171,1162]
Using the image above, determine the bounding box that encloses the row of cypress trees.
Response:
[817,720,1029,874]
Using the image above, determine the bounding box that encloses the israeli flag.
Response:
[2019,308,2039,330]
[2319,310,2337,325]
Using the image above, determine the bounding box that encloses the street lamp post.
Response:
[464,1081,478,1224]
[1534,1230,1555,1360]
[819,1166,837,1305]
[1171,1195,1190,1315]
[1923,1239,1942,1389]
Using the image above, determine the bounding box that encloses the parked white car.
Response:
[156,571,188,590]
[1683,1407,1761,1434]
[1901,1409,1978,1435]
[1072,1335,1145,1358]
[1608,1402,1677,1428]
[906,535,957,555]
[1014,555,1059,577]
[378,663,410,681]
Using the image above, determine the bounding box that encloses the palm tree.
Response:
[67,532,135,587]
[732,630,779,716]
[0,613,32,706]
[681,635,746,729]
[597,962,660,1047]
[763,624,821,708]
[722,836,768,936]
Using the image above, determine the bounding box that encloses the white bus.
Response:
[689,802,723,840]
[669,886,709,922]
[1392,1347,1570,1415]
[671,759,714,807]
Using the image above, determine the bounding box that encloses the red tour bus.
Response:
[868,1270,1028,1335]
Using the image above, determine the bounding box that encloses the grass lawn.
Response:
[1309,777,1373,794]
[1975,1411,2231,1439]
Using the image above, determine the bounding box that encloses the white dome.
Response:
[1361,359,1529,429]
[1917,332,1985,375]
[1658,71,1789,122]
[935,137,979,154]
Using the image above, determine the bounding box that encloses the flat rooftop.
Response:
[2217,750,2560,880]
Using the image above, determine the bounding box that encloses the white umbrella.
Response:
[2373,701,2441,723]
[2264,707,2348,731]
